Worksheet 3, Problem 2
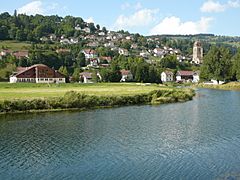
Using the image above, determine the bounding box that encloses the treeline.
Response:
[0,11,103,42]
[200,46,240,81]
[0,89,195,113]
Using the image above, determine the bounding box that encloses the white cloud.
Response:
[150,16,214,35]
[86,17,94,23]
[18,1,44,15]
[121,2,143,10]
[114,9,159,30]
[17,1,65,15]
[200,0,240,13]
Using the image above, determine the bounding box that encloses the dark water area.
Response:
[1,89,240,179]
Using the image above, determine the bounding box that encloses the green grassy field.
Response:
[198,82,240,90]
[0,82,173,100]
[0,40,31,51]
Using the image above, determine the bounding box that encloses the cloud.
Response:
[150,16,214,35]
[86,17,94,23]
[114,9,159,30]
[17,1,66,15]
[121,2,143,10]
[18,1,44,15]
[200,0,240,13]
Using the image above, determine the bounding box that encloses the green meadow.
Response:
[0,82,174,100]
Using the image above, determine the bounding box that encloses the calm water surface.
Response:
[1,89,240,180]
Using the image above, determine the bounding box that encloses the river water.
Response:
[1,89,240,180]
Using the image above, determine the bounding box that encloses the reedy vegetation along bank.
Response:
[0,89,195,113]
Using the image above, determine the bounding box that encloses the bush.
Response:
[0,89,195,113]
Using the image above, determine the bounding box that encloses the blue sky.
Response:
[0,0,240,36]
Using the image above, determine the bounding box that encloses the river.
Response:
[1,89,240,179]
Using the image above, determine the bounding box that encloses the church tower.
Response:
[192,41,203,64]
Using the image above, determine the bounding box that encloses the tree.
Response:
[96,24,100,30]
[16,29,26,41]
[200,46,232,81]
[76,52,86,67]
[59,66,69,77]
[88,23,96,33]
[72,68,80,82]
[102,27,107,34]
[160,55,178,69]
[232,48,240,80]
[0,26,9,40]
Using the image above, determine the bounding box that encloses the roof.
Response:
[13,51,29,59]
[120,69,132,76]
[100,56,112,61]
[177,71,194,76]
[13,64,65,78]
[163,71,174,75]
[80,72,92,79]
[82,49,97,54]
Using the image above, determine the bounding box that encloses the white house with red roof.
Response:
[176,70,199,83]
[82,49,98,59]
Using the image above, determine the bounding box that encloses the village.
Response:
[0,22,204,85]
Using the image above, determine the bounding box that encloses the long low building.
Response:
[10,64,66,83]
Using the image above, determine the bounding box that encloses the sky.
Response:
[0,0,240,36]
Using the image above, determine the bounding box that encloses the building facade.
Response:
[192,41,203,64]
[161,71,174,82]
[10,64,66,83]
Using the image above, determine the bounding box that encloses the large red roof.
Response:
[177,71,194,76]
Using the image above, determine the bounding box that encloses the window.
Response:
[40,78,44,81]
[45,78,48,81]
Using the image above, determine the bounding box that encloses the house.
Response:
[70,37,79,44]
[82,49,98,59]
[83,27,91,33]
[140,51,150,58]
[13,51,29,59]
[60,38,71,44]
[80,72,93,83]
[100,56,112,64]
[193,71,200,83]
[49,34,57,41]
[75,25,82,31]
[176,70,200,83]
[161,71,174,82]
[1,49,13,56]
[87,42,99,48]
[118,48,129,56]
[104,42,115,48]
[10,64,65,83]
[131,44,138,49]
[88,58,99,67]
[153,48,165,57]
[120,70,133,82]
[98,32,105,36]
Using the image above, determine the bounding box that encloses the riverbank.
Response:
[0,88,195,114]
[197,82,240,91]
[0,82,170,100]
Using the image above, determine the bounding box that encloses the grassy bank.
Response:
[0,82,173,100]
[0,84,195,114]
[197,82,240,91]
